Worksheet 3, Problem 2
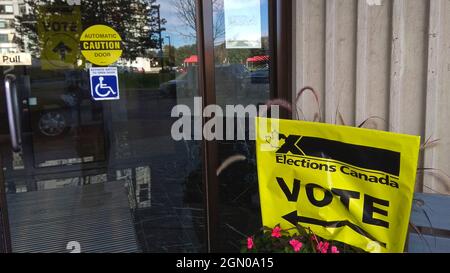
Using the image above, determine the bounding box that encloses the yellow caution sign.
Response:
[38,6,82,70]
[80,25,123,66]
[255,117,421,253]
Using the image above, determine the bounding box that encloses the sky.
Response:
[158,0,269,48]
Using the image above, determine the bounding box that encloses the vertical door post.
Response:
[196,0,220,253]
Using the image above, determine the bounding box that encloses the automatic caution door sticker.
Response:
[255,117,421,253]
[80,25,123,66]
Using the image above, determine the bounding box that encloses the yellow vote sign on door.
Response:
[80,25,123,66]
[255,117,421,253]
[38,6,82,70]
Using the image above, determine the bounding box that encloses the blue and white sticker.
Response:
[90,67,120,101]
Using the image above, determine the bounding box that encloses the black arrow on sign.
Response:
[282,211,387,248]
[53,42,72,61]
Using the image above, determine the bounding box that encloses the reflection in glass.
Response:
[0,0,205,253]
[213,0,270,252]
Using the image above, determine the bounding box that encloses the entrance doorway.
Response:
[0,0,291,253]
[0,0,205,253]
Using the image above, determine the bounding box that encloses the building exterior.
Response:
[0,0,25,54]
[292,0,450,196]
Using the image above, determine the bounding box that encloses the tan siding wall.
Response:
[293,0,450,194]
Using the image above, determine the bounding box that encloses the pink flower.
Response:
[247,237,254,250]
[271,226,282,238]
[317,241,330,253]
[289,239,303,252]
[331,246,340,254]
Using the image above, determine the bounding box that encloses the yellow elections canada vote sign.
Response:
[255,117,421,253]
[80,25,123,66]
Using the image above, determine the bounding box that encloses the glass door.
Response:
[212,0,271,251]
[0,0,205,253]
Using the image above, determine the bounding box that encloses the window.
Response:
[19,4,26,15]
[0,5,14,14]
[0,20,12,29]
[0,34,9,43]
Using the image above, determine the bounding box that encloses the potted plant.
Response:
[242,224,365,253]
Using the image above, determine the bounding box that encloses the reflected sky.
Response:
[159,0,197,47]
[159,0,269,48]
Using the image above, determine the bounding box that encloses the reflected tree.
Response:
[173,43,197,67]
[171,0,225,43]
[15,0,166,61]
[214,37,269,64]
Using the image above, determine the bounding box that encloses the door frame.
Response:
[196,0,293,252]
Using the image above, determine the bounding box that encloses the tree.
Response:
[163,44,176,67]
[174,44,197,67]
[15,0,166,61]
[214,36,269,65]
[171,0,224,43]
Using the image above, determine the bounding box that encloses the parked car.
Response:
[28,70,102,137]
[247,68,269,84]
[159,67,198,98]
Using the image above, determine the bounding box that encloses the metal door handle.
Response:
[4,75,22,153]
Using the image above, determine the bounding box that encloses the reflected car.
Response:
[28,70,103,138]
[247,68,269,84]
[159,72,188,98]
[159,68,199,98]
[214,64,249,95]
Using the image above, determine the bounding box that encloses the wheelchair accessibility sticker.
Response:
[90,67,120,101]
